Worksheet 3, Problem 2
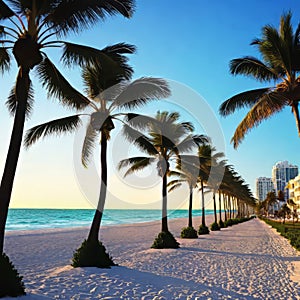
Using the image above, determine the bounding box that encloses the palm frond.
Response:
[81,123,98,168]
[6,80,34,118]
[260,25,291,75]
[118,156,154,177]
[36,56,90,110]
[168,182,183,193]
[231,91,287,148]
[47,0,135,35]
[24,115,82,147]
[230,56,278,81]
[0,47,10,73]
[219,88,270,116]
[7,0,55,16]
[122,124,158,155]
[112,77,171,109]
[176,134,208,153]
[123,113,157,130]
[0,1,14,19]
[80,43,136,97]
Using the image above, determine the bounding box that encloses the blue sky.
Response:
[1,1,300,208]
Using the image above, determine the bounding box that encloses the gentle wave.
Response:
[6,209,215,231]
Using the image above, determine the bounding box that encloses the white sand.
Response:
[3,216,300,299]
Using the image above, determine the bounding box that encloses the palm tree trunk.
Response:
[188,184,193,228]
[88,131,108,242]
[229,196,232,219]
[0,68,29,254]
[292,103,300,136]
[161,172,169,232]
[201,180,206,226]
[213,192,217,223]
[223,194,227,221]
[218,191,222,222]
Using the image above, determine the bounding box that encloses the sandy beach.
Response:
[3,216,300,299]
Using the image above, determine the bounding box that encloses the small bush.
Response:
[210,222,220,231]
[181,227,198,238]
[219,220,225,228]
[198,224,210,235]
[224,219,234,227]
[0,253,26,298]
[151,231,180,249]
[72,239,116,268]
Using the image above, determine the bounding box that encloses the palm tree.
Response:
[0,0,135,257]
[198,146,225,231]
[197,144,213,234]
[168,154,203,238]
[219,12,300,148]
[279,203,291,224]
[265,191,277,216]
[119,111,208,248]
[25,57,170,266]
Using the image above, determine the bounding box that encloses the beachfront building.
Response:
[287,174,300,215]
[256,177,274,201]
[272,161,298,203]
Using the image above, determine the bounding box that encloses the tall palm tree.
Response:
[0,0,135,256]
[219,12,300,148]
[25,58,170,266]
[119,111,208,248]
[168,154,203,238]
[197,144,213,234]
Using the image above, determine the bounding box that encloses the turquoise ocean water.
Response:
[6,209,215,231]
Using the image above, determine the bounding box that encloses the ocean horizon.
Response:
[6,208,216,231]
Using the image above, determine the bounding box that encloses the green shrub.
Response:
[0,253,26,298]
[198,224,210,235]
[181,227,198,238]
[224,219,234,227]
[151,231,180,249]
[210,222,220,231]
[219,220,225,228]
[72,239,116,268]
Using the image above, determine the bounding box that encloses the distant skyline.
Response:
[1,1,300,209]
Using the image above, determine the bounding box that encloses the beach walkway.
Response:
[4,217,300,299]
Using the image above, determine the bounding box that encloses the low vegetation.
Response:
[0,253,26,298]
[261,218,300,251]
[151,231,180,249]
[72,239,116,268]
[181,226,198,238]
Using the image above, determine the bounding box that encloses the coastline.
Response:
[3,216,300,299]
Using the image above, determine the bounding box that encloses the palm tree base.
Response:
[210,222,221,231]
[0,253,26,298]
[219,220,225,228]
[198,224,210,235]
[72,239,116,268]
[180,227,198,238]
[151,231,180,249]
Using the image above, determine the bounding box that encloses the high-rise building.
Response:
[256,177,274,201]
[272,161,298,201]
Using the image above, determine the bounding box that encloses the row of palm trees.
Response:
[0,1,296,296]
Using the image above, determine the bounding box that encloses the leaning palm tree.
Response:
[0,0,135,256]
[0,0,135,295]
[119,111,208,248]
[25,59,170,266]
[219,12,300,148]
[168,154,203,238]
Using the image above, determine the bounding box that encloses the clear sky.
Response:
[1,0,300,209]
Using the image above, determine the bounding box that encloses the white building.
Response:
[272,161,298,201]
[287,175,300,215]
[256,177,274,201]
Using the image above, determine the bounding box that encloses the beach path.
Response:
[4,217,300,299]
